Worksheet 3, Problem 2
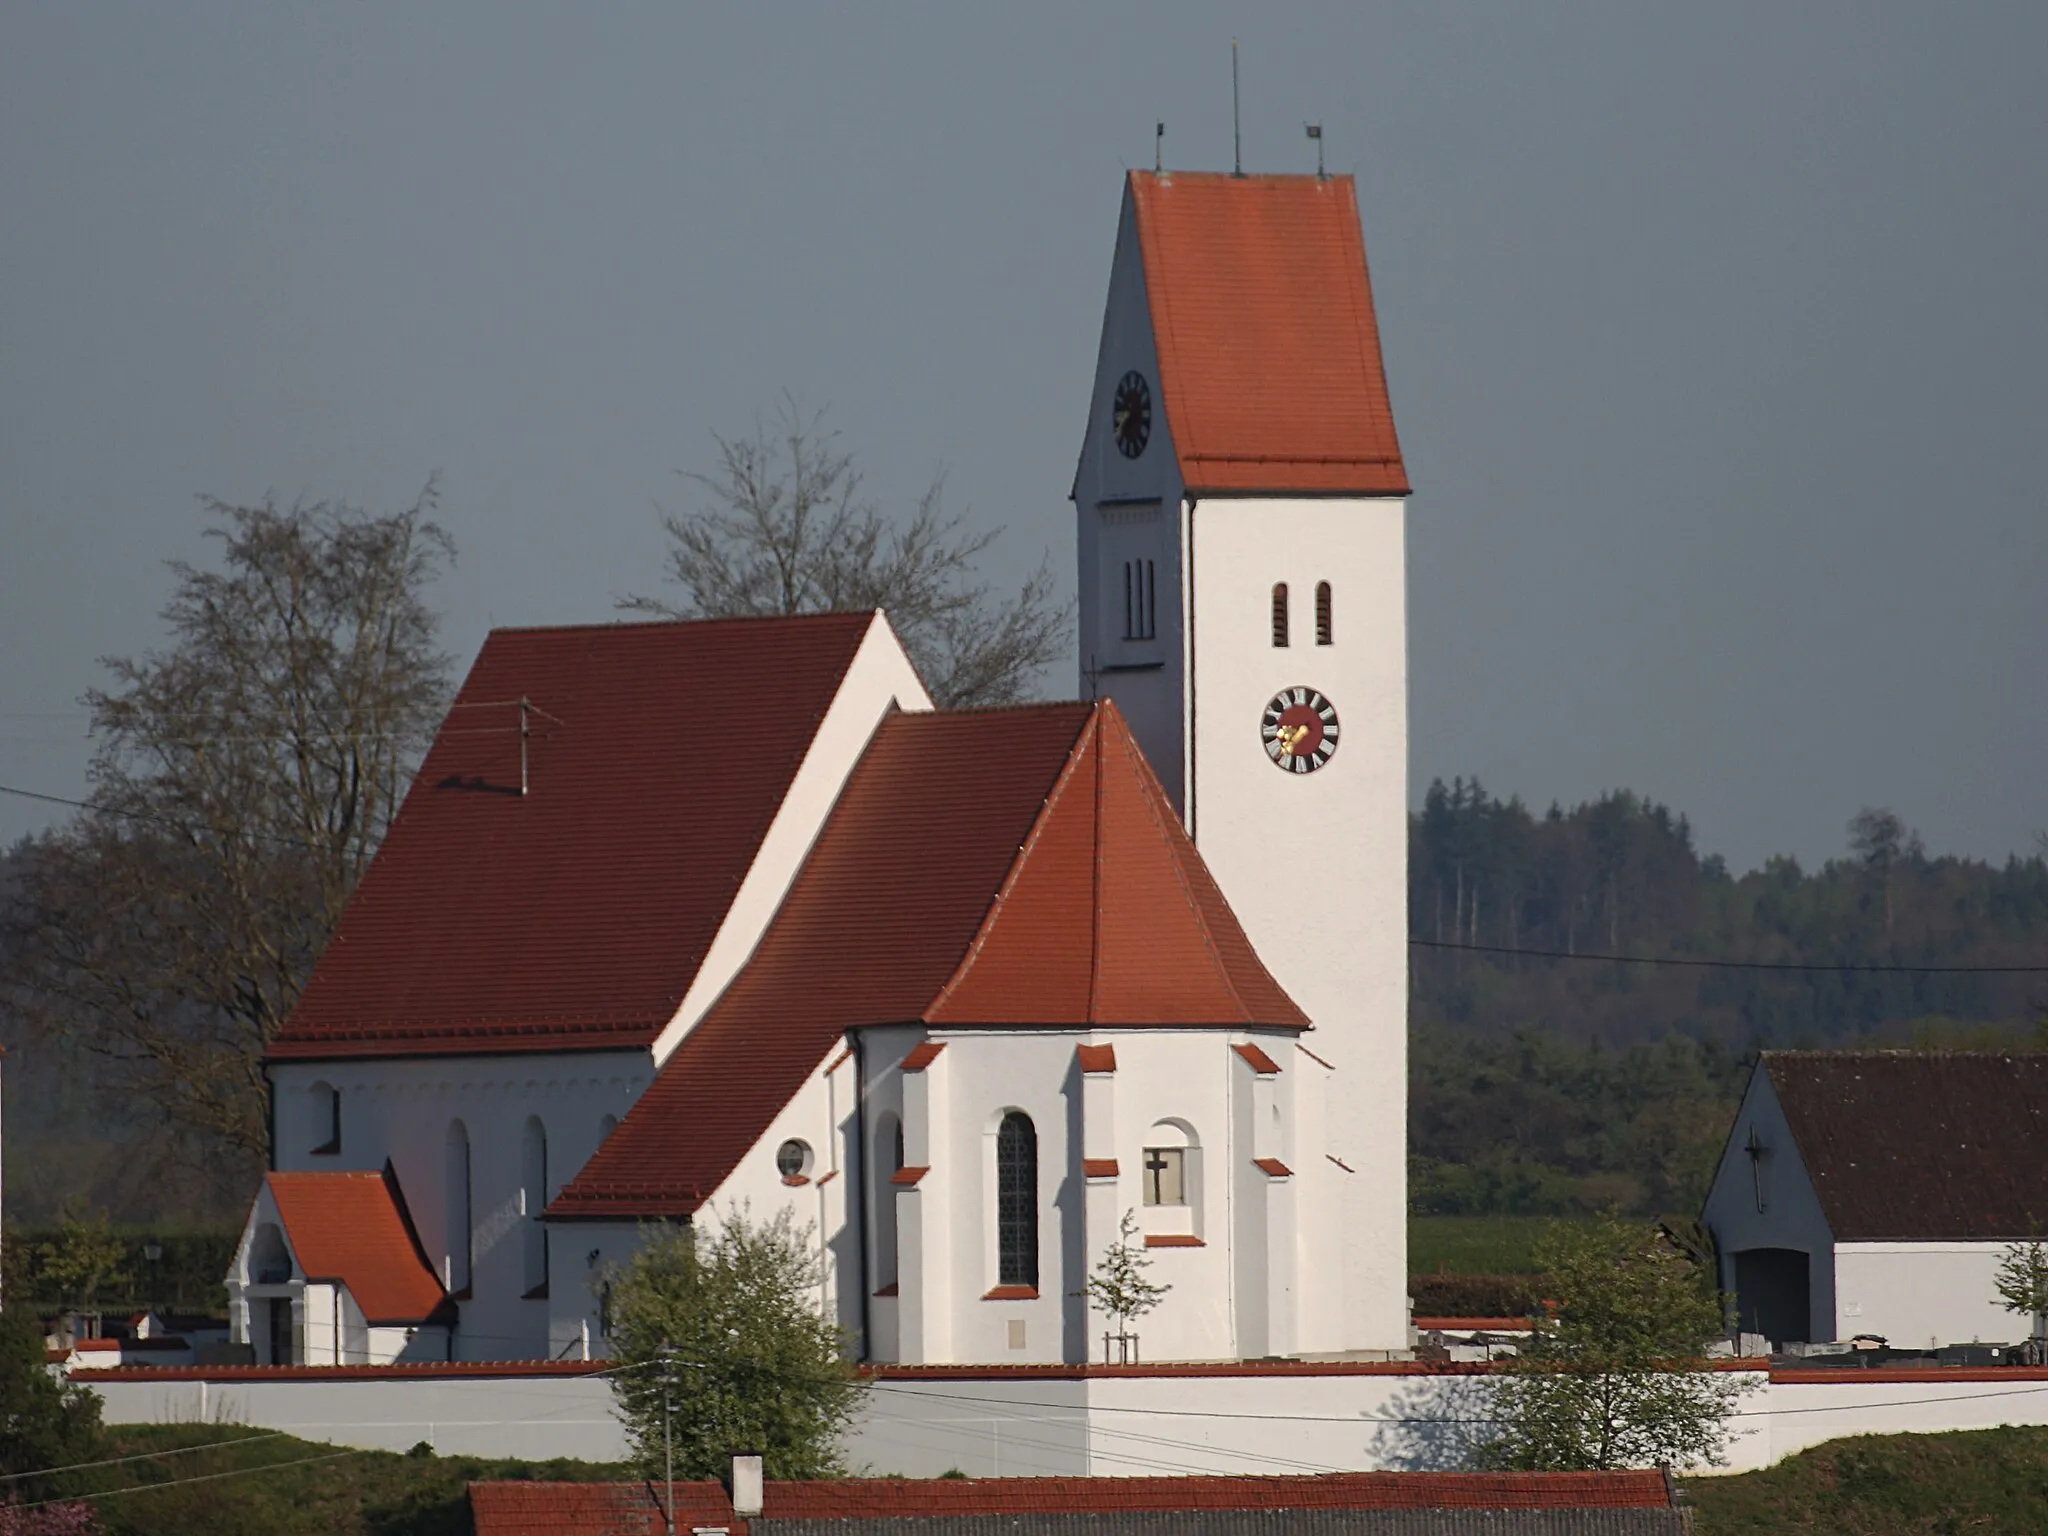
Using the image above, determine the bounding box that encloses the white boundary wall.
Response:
[85,1365,2048,1475]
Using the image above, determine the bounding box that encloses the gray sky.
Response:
[4,3,2044,873]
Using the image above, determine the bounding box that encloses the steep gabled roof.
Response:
[265,1169,450,1325]
[1129,171,1409,498]
[268,615,876,1061]
[1765,1051,2048,1241]
[471,1472,1680,1536]
[550,700,1303,1219]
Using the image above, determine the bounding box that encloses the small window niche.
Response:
[1315,581,1333,646]
[310,1082,341,1156]
[1271,583,1290,648]
[1140,1120,1200,1241]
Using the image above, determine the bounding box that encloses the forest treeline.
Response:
[1408,778,2048,1217]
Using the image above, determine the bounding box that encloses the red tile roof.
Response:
[1129,171,1409,498]
[265,1169,450,1325]
[470,1472,1674,1533]
[550,700,1303,1219]
[1254,1158,1293,1178]
[1232,1043,1282,1075]
[1076,1044,1117,1073]
[899,1042,947,1072]
[269,615,876,1061]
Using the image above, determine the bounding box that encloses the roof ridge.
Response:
[924,705,1101,1021]
[1099,703,1252,1024]
[481,611,877,639]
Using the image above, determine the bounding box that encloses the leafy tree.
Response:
[33,1215,127,1321]
[605,1208,863,1481]
[1479,1216,1742,1472]
[1,492,453,1162]
[1084,1210,1169,1359]
[623,398,1068,707]
[1994,1236,2048,1343]
[0,1294,103,1490]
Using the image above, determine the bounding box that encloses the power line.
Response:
[1409,936,2048,975]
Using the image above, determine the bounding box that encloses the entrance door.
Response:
[266,1298,293,1365]
[1733,1248,1811,1347]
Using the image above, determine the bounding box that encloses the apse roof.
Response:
[1764,1051,2048,1241]
[268,614,875,1062]
[550,699,1304,1219]
[1129,171,1409,498]
[264,1169,450,1325]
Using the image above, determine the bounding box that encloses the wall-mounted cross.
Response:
[1745,1124,1768,1213]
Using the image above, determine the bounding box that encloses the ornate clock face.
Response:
[1261,687,1339,774]
[1112,370,1151,459]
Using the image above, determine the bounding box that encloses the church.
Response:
[226,168,1415,1368]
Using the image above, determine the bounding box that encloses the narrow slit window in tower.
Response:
[1271,583,1290,647]
[1316,581,1333,645]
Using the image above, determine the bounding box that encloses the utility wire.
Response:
[4,780,2043,975]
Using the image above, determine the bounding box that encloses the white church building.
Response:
[228,169,1415,1368]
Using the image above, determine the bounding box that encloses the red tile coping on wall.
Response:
[1327,1154,1355,1173]
[86,1360,615,1383]
[1076,1043,1117,1074]
[1233,1042,1282,1074]
[872,1283,899,1298]
[1082,1158,1119,1179]
[889,1165,928,1187]
[469,1469,1676,1534]
[982,1285,1039,1301]
[1414,1317,1532,1332]
[1144,1234,1206,1248]
[900,1041,946,1072]
[1253,1157,1293,1178]
[815,1169,838,1186]
[1295,1042,1335,1070]
[825,1046,854,1074]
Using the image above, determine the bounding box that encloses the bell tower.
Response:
[1073,169,1413,1355]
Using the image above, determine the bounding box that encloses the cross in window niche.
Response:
[1744,1125,1767,1213]
[1143,1147,1183,1206]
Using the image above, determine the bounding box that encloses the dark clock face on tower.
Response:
[1112,370,1152,459]
[1262,687,1340,773]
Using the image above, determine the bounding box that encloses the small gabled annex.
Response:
[1704,1051,2048,1351]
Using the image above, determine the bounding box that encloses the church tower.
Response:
[1073,171,1412,1352]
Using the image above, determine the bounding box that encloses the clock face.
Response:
[1112,370,1151,459]
[1261,687,1339,774]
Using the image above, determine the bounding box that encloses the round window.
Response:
[775,1139,813,1180]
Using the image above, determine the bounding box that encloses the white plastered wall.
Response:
[1072,182,1189,806]
[1834,1243,2019,1349]
[864,1029,1307,1367]
[650,613,931,1066]
[1185,496,1409,1353]
[270,1052,649,1362]
[1701,1068,1837,1343]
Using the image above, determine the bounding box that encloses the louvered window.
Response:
[996,1111,1039,1289]
[1316,581,1333,645]
[1271,583,1290,647]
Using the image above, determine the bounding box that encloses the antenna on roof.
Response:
[1155,121,1164,173]
[1231,41,1243,176]
[1306,122,1324,179]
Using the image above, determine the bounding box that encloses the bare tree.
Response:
[1,491,454,1161]
[622,400,1070,707]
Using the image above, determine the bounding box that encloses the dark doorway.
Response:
[1734,1248,1811,1346]
[266,1298,293,1365]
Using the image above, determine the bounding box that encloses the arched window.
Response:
[1140,1119,1202,1239]
[1315,581,1333,646]
[996,1111,1038,1290]
[310,1081,341,1154]
[874,1111,903,1291]
[445,1119,472,1294]
[521,1116,549,1297]
[1271,583,1290,647]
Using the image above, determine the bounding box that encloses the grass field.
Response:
[1407,1215,1600,1275]
[1683,1425,2048,1534]
[33,1424,623,1536]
